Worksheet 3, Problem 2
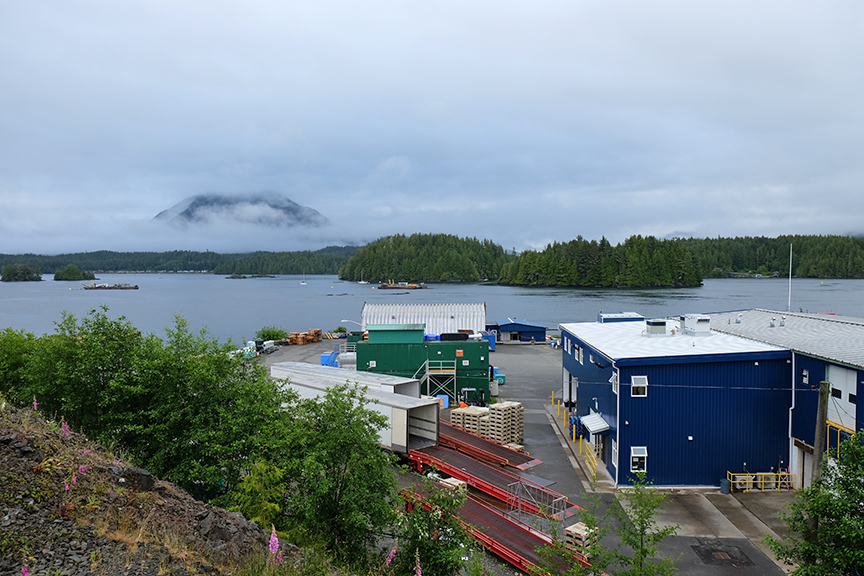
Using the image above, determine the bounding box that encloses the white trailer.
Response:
[270,362,438,453]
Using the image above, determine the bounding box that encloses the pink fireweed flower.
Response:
[276,551,283,563]
[81,450,92,455]
[415,549,422,576]
[269,525,279,554]
[33,397,37,411]
[385,544,397,566]
[61,419,70,437]
[72,474,77,485]
[22,563,29,576]
[79,465,88,474]
[64,482,70,491]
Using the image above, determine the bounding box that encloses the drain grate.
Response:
[691,538,753,567]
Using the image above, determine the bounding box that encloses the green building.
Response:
[357,324,490,403]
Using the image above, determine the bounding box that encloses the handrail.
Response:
[428,360,457,373]
[579,439,601,478]
[726,470,796,492]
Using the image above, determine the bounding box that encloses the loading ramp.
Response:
[439,420,542,470]
[401,488,591,574]
[407,445,578,519]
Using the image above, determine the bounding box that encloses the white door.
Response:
[826,365,857,430]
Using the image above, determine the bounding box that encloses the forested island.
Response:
[53,263,96,281]
[3,234,864,286]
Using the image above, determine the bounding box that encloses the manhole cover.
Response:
[691,539,753,567]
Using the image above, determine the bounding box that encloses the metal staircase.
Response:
[414,359,457,400]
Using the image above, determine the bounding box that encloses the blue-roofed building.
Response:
[560,314,791,487]
[488,318,547,343]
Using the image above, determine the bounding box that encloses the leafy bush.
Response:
[257,326,289,341]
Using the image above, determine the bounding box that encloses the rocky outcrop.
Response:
[0,402,281,576]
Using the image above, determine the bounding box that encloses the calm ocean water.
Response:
[1,275,862,344]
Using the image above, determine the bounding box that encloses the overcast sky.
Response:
[2,1,862,255]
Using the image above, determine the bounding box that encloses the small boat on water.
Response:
[83,281,138,290]
[378,281,426,290]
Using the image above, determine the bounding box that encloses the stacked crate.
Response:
[308,328,323,343]
[488,401,524,444]
[564,522,595,556]
[450,406,488,434]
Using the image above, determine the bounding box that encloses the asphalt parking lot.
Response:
[265,339,795,575]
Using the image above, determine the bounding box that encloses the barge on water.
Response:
[378,281,427,289]
[83,281,139,290]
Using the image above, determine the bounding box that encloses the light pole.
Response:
[341,319,363,328]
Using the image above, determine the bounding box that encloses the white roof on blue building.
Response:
[559,317,786,365]
[706,309,864,369]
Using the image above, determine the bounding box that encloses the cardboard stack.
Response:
[488,401,524,444]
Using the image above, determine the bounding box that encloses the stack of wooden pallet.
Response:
[564,521,595,556]
[450,402,524,444]
[488,401,524,444]
[450,406,488,431]
[308,328,322,342]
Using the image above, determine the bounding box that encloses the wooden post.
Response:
[806,380,830,548]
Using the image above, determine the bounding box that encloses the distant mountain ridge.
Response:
[152,193,329,228]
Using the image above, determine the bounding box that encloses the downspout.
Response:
[789,353,796,482]
[614,360,620,488]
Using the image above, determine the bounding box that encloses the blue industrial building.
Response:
[706,309,864,487]
[560,314,791,487]
[488,318,548,343]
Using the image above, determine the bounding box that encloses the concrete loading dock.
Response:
[270,361,439,453]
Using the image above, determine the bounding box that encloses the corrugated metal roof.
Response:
[270,362,437,409]
[706,308,864,369]
[581,413,610,434]
[360,303,486,334]
[559,318,786,361]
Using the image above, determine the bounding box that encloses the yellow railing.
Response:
[579,437,601,477]
[726,470,796,492]
[827,420,855,459]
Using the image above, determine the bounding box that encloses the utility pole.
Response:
[806,379,830,547]
[811,380,829,484]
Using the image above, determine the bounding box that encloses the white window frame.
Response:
[630,446,647,473]
[631,375,648,397]
[579,347,583,365]
[610,373,619,395]
[612,439,619,469]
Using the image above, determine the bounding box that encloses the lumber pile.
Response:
[288,329,323,345]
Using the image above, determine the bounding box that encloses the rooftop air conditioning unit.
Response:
[682,314,711,336]
[645,319,667,336]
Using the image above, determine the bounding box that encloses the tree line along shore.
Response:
[3,233,864,287]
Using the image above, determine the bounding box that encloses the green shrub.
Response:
[256,326,289,341]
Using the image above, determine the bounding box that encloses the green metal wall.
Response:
[356,340,490,397]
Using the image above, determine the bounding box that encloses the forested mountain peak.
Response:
[152,193,329,228]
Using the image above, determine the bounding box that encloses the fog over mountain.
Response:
[153,193,329,228]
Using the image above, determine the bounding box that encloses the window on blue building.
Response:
[631,446,647,473]
[631,375,648,397]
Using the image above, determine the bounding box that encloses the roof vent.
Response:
[682,314,712,336]
[645,319,667,337]
[736,313,743,324]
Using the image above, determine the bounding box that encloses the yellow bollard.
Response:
[572,423,576,443]
[552,391,555,404]
[557,400,561,416]
[580,435,583,454]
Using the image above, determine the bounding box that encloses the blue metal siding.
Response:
[791,355,824,446]
[560,331,618,480]
[617,358,792,486]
